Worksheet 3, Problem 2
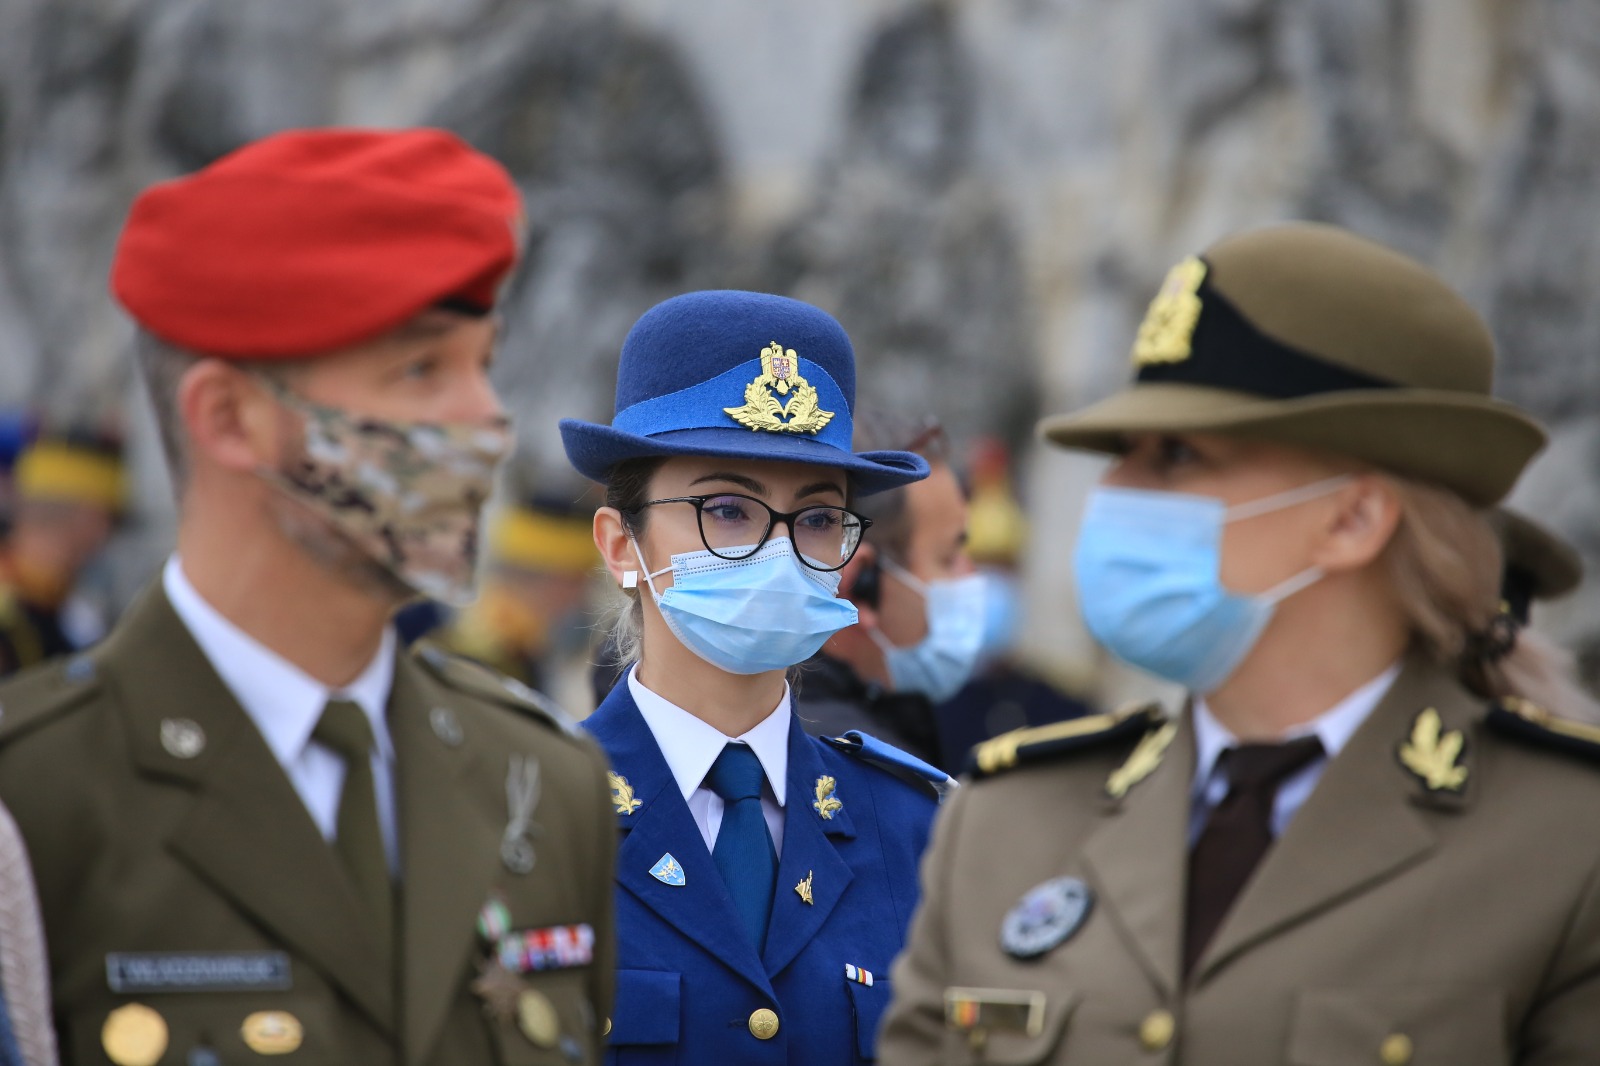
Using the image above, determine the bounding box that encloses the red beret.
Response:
[112,127,522,360]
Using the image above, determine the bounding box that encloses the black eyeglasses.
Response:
[626,494,871,572]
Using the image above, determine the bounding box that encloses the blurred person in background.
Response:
[0,128,615,1065]
[0,432,124,676]
[882,223,1600,1065]
[565,291,950,1065]
[797,412,986,768]
[433,493,602,704]
[0,413,37,538]
[933,436,1092,772]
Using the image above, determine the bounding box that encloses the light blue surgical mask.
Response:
[869,558,988,703]
[1072,477,1350,694]
[976,570,1022,663]
[632,536,859,675]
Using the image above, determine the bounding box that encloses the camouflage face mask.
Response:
[256,377,512,606]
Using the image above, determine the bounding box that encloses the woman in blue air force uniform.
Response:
[561,291,949,1064]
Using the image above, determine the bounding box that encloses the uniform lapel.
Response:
[108,585,393,1031]
[586,687,768,985]
[761,720,856,979]
[1078,713,1193,1001]
[1192,656,1451,983]
[392,655,500,1066]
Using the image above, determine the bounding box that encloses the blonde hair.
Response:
[1383,476,1599,722]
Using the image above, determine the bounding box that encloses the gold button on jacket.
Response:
[0,586,617,1065]
[878,655,1600,1064]
[749,1008,781,1040]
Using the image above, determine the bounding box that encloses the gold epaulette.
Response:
[412,643,582,739]
[968,702,1167,779]
[1487,696,1600,764]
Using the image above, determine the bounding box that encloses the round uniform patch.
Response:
[999,877,1094,959]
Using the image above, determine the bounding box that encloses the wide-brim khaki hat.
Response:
[1041,223,1546,507]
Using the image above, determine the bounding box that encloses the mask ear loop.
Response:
[1222,474,1354,522]
[1223,475,1354,608]
[626,534,673,600]
[877,555,931,599]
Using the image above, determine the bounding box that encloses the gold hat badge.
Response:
[725,342,836,435]
[1132,257,1207,367]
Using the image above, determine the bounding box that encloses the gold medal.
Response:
[516,989,560,1048]
[241,1011,304,1055]
[101,1003,169,1066]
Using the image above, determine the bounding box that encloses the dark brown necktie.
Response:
[1184,736,1324,977]
[313,699,393,965]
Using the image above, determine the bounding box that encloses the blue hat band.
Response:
[610,357,853,451]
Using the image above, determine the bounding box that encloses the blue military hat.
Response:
[560,290,930,495]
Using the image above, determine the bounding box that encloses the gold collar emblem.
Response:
[1131,257,1207,366]
[724,342,837,435]
[795,870,815,905]
[812,775,843,820]
[1398,707,1468,792]
[1105,720,1178,799]
[609,771,642,815]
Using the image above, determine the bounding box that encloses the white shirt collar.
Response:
[1192,661,1403,791]
[162,555,396,765]
[627,664,790,808]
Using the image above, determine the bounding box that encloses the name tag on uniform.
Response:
[106,952,292,994]
[944,987,1046,1038]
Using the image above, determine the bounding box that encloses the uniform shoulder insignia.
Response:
[821,730,957,800]
[0,652,102,745]
[1486,696,1600,765]
[412,643,583,739]
[968,702,1166,780]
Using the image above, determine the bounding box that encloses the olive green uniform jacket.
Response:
[0,585,616,1066]
[879,654,1600,1066]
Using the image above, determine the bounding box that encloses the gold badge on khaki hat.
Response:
[1040,222,1547,507]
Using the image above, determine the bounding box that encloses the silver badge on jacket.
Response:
[999,877,1093,958]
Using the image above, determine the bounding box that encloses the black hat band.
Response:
[1136,271,1398,400]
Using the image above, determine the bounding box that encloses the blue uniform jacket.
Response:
[584,681,939,1064]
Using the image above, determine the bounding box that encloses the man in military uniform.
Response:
[879,223,1600,1064]
[799,412,984,767]
[0,129,615,1065]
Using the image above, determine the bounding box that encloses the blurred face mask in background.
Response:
[1072,476,1350,694]
[869,556,988,703]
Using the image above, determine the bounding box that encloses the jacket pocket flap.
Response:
[610,969,681,1046]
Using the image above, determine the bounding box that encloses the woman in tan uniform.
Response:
[880,222,1600,1066]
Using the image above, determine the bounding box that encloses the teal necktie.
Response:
[706,744,778,952]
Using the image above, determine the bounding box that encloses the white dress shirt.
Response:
[163,556,400,872]
[628,665,790,857]
[1189,662,1402,845]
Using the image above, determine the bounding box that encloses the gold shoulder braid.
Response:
[968,702,1166,780]
[1487,696,1600,765]
[724,342,836,435]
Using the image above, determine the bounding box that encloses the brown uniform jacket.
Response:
[0,584,616,1066]
[879,654,1600,1065]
